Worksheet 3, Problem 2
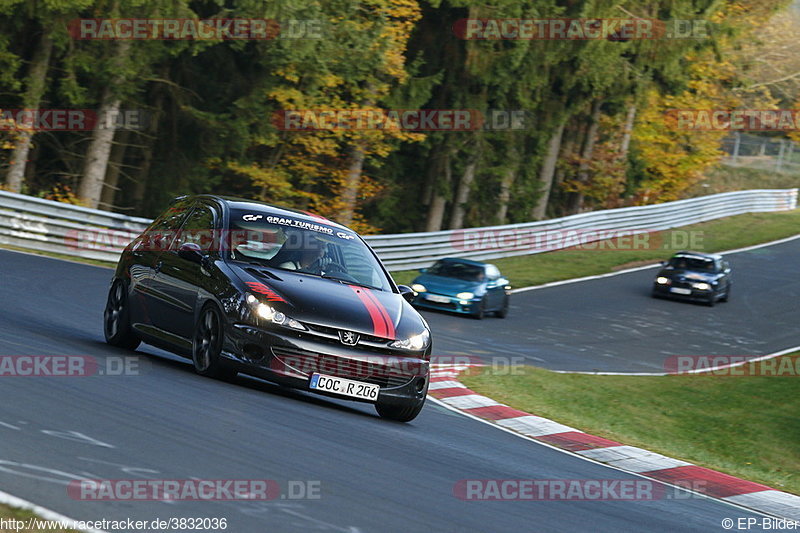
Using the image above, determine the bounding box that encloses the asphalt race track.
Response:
[0,248,784,532]
[425,236,800,372]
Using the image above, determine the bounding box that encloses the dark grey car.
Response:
[651,251,732,307]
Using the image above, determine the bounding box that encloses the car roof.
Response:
[671,250,723,261]
[437,257,490,267]
[179,194,351,232]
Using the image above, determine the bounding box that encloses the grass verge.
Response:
[391,208,800,287]
[461,356,800,495]
[0,503,79,532]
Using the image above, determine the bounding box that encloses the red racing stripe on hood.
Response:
[348,286,392,339]
[361,287,396,340]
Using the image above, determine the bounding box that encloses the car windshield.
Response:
[227,209,392,291]
[668,256,715,272]
[428,261,485,281]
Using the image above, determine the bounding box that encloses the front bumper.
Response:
[652,283,714,302]
[223,322,430,406]
[411,293,480,315]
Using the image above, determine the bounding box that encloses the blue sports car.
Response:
[410,258,510,319]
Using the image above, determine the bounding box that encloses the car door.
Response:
[150,202,218,341]
[128,198,193,328]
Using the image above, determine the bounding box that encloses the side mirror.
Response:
[418,268,428,273]
[398,285,417,303]
[178,242,204,263]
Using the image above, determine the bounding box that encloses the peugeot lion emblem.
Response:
[339,330,360,346]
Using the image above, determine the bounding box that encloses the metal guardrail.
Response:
[0,188,797,270]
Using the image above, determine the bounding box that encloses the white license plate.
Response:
[425,294,451,303]
[309,373,379,402]
[670,287,692,295]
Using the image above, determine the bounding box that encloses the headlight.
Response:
[411,283,426,293]
[246,294,306,330]
[692,282,711,291]
[656,277,670,285]
[456,292,474,300]
[389,329,430,351]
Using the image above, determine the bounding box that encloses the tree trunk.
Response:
[495,166,516,224]
[449,157,477,229]
[131,87,165,212]
[567,100,602,214]
[78,40,131,208]
[531,120,566,220]
[99,129,130,210]
[424,150,450,232]
[619,102,637,159]
[339,142,366,226]
[555,124,579,187]
[5,30,54,192]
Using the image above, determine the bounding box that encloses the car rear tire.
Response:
[495,295,509,318]
[192,304,237,380]
[103,280,141,350]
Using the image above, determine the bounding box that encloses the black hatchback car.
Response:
[651,251,732,306]
[104,195,431,422]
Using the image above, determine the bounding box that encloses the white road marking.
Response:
[440,394,499,409]
[427,380,466,390]
[576,445,692,473]
[40,430,115,448]
[496,415,578,437]
[724,491,800,521]
[550,344,800,376]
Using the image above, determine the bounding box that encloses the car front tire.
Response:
[471,296,486,320]
[706,291,717,307]
[720,284,731,302]
[104,280,141,350]
[192,304,237,380]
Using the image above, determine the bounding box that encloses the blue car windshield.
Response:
[428,261,485,281]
